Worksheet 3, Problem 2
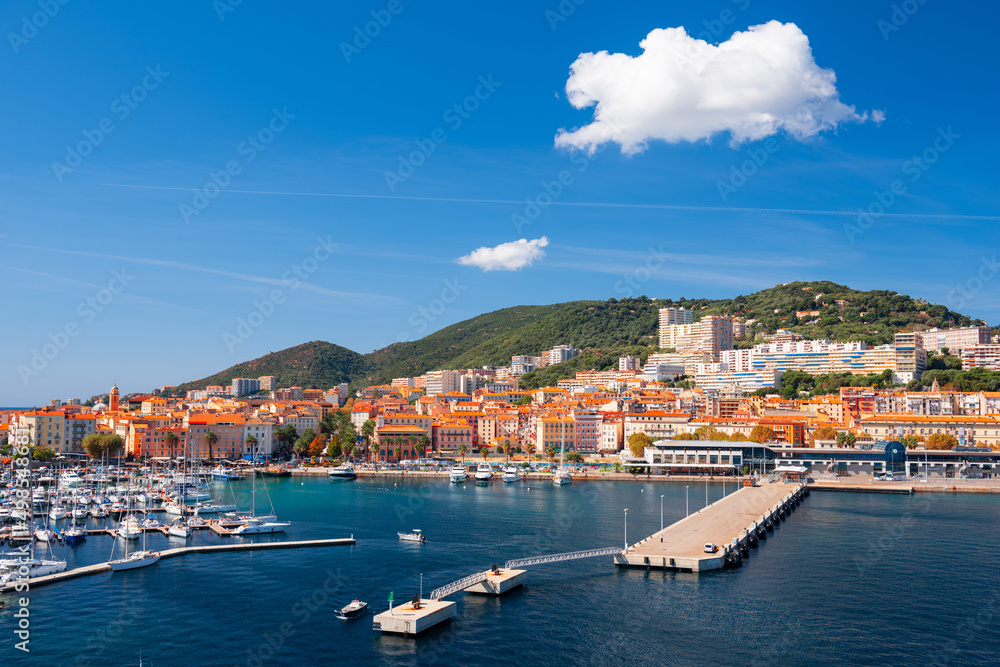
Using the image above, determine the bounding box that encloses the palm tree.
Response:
[393,446,401,462]
[245,434,258,460]
[418,434,431,459]
[502,440,512,464]
[546,445,556,464]
[458,443,467,465]
[204,430,218,462]
[165,431,178,458]
[480,446,489,462]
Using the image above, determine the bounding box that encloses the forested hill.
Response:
[169,282,989,393]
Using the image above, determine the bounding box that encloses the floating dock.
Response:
[0,537,355,593]
[615,482,806,572]
[372,599,457,636]
[463,568,526,596]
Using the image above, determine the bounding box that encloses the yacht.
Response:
[9,524,33,543]
[63,524,87,545]
[211,465,241,480]
[449,465,469,483]
[190,501,238,515]
[231,517,290,535]
[0,556,67,584]
[48,505,69,521]
[502,466,520,483]
[474,463,494,482]
[397,529,426,543]
[71,505,88,520]
[118,517,143,540]
[34,527,55,542]
[327,462,358,480]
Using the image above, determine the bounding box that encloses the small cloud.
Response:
[456,237,550,271]
[871,109,886,125]
[555,21,876,153]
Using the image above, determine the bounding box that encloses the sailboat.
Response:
[553,414,572,486]
[231,455,289,535]
[0,471,67,584]
[109,490,160,572]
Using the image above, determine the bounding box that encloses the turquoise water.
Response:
[3,477,999,666]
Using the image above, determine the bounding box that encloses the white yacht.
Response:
[48,505,69,521]
[328,462,358,480]
[502,466,520,483]
[474,463,494,482]
[552,468,572,485]
[118,517,143,540]
[397,528,426,543]
[108,550,160,571]
[231,517,290,535]
[34,527,56,542]
[449,464,468,483]
[167,517,192,539]
[0,556,66,584]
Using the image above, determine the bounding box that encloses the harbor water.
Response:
[3,476,999,665]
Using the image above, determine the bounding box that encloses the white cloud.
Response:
[555,21,874,153]
[455,237,550,271]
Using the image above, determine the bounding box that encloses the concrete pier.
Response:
[615,482,805,572]
[463,568,526,595]
[372,599,457,635]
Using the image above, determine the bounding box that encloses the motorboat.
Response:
[502,466,520,483]
[48,505,69,521]
[90,506,110,519]
[256,466,292,478]
[190,502,238,515]
[167,517,192,539]
[231,517,290,535]
[0,557,67,584]
[338,599,369,619]
[108,550,160,572]
[71,505,88,520]
[398,529,426,543]
[9,525,33,543]
[552,468,572,486]
[327,463,358,480]
[141,517,162,529]
[474,464,493,482]
[118,518,143,540]
[449,465,468,483]
[211,465,241,480]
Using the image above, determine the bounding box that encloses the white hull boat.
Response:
[474,464,493,482]
[232,519,290,535]
[502,467,520,483]
[109,550,160,572]
[449,466,468,483]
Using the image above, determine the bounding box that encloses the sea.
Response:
[3,476,999,666]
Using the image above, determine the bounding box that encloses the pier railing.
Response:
[430,572,490,600]
[505,547,623,569]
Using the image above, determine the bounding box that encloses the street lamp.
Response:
[685,486,689,517]
[660,494,664,530]
[624,508,629,549]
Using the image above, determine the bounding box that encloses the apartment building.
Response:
[541,345,580,366]
[859,414,1000,448]
[230,378,260,397]
[658,307,693,329]
[659,315,733,359]
[917,326,991,354]
[424,370,460,397]
[962,345,1000,371]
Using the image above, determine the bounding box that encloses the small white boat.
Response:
[90,506,110,519]
[167,517,191,539]
[449,465,468,483]
[71,506,88,519]
[231,518,290,535]
[211,465,240,480]
[398,529,426,543]
[552,468,572,486]
[328,463,358,480]
[141,517,162,529]
[163,502,186,516]
[191,502,238,515]
[474,464,493,482]
[118,518,142,540]
[109,550,160,572]
[34,527,55,542]
[337,599,368,619]
[502,466,520,483]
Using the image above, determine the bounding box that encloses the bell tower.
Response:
[110,383,120,412]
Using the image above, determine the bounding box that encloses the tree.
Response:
[245,434,258,458]
[628,432,652,457]
[166,431,179,457]
[274,425,298,458]
[308,433,326,458]
[83,433,124,460]
[31,447,57,461]
[749,425,776,444]
[694,425,729,441]
[418,434,431,459]
[546,445,556,463]
[835,431,857,446]
[900,435,920,448]
[565,451,583,463]
[810,425,838,445]
[393,446,401,462]
[204,430,218,461]
[502,440,512,463]
[926,433,959,450]
[728,432,749,442]
[326,436,343,459]
[673,433,698,441]
[294,429,316,457]
[479,446,489,461]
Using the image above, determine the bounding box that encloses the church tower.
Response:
[110,383,120,412]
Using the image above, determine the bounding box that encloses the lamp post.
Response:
[660,494,664,530]
[685,486,689,517]
[624,508,629,549]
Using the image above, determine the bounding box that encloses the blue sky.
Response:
[2,0,998,404]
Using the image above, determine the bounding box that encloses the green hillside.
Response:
[168,282,990,394]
